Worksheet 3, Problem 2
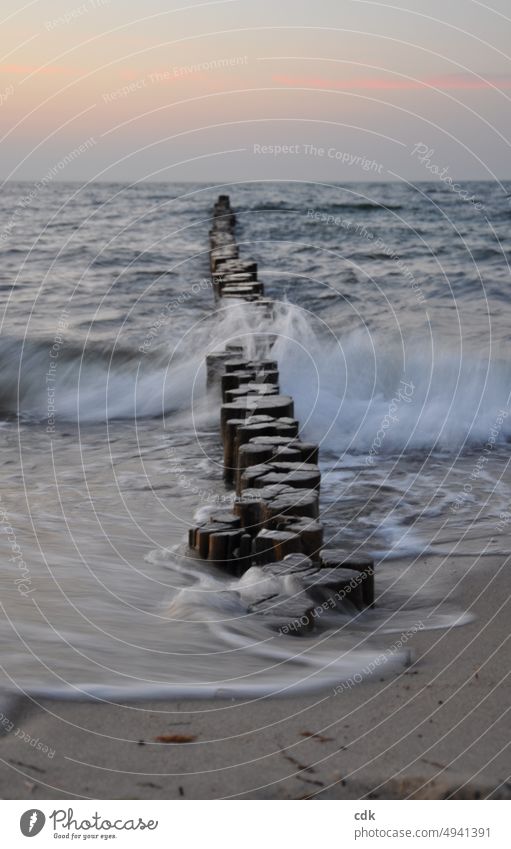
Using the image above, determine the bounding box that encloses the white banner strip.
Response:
[1,799,507,847]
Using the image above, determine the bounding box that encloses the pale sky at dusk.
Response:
[1,0,510,182]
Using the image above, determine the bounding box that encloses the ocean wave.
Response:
[267,303,511,454]
[0,336,206,423]
[5,300,511,450]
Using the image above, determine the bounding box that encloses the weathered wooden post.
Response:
[187,196,375,632]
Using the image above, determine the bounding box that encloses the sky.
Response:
[0,0,510,182]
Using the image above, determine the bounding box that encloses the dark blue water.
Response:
[0,180,509,698]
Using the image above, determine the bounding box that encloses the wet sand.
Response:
[0,546,509,800]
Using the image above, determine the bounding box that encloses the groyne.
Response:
[188,195,375,634]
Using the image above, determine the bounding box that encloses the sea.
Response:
[0,179,510,700]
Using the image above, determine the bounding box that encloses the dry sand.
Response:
[0,548,509,800]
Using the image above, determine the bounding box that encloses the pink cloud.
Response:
[273,73,511,92]
[0,64,78,76]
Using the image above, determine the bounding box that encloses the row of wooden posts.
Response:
[188,195,375,635]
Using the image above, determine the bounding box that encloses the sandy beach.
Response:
[1,544,508,800]
[2,0,511,826]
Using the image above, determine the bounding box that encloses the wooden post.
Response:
[186,196,376,632]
